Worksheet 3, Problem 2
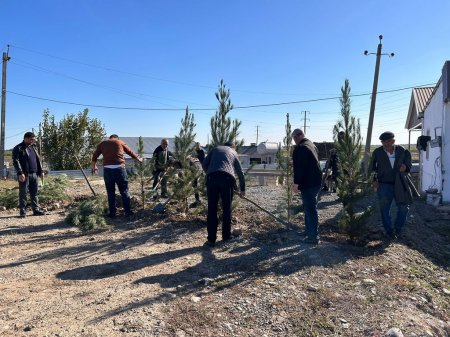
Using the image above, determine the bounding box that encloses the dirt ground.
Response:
[0,178,449,337]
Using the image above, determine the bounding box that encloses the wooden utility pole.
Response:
[362,35,394,176]
[302,111,309,134]
[1,49,11,179]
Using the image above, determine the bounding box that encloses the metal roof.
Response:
[405,87,435,130]
[109,137,176,158]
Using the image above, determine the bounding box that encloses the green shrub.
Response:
[66,196,108,232]
[0,175,70,209]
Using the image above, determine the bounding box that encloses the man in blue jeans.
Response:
[292,128,322,244]
[92,134,142,217]
[371,131,412,239]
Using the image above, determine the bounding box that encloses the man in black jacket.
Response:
[12,132,45,218]
[371,131,412,239]
[292,128,322,244]
[152,138,175,199]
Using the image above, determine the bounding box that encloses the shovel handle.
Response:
[75,155,96,196]
[240,195,288,226]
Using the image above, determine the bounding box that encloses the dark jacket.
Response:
[202,145,245,192]
[371,145,413,205]
[12,141,43,176]
[292,138,322,189]
[153,145,174,171]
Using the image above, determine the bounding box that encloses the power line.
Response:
[7,82,435,112]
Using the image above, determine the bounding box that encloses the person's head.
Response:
[23,132,36,146]
[109,134,119,139]
[379,131,395,151]
[291,128,304,145]
[161,138,169,149]
[195,142,201,150]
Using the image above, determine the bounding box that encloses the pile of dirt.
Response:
[0,180,448,337]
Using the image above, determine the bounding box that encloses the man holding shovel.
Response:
[92,134,142,217]
[152,138,174,199]
[292,128,322,245]
[202,141,245,247]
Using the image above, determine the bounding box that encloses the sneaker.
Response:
[33,210,46,216]
[303,237,320,245]
[202,240,215,248]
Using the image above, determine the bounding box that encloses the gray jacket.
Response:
[202,145,245,192]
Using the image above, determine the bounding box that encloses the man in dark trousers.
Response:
[92,134,142,217]
[371,131,412,239]
[292,128,322,244]
[152,138,174,199]
[12,132,46,218]
[202,141,245,247]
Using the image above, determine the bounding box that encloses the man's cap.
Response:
[379,131,395,141]
[24,131,36,139]
[109,134,119,139]
[291,128,304,137]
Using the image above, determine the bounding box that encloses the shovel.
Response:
[152,193,174,213]
[75,155,96,196]
[239,194,291,226]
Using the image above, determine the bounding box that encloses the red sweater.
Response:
[92,139,139,167]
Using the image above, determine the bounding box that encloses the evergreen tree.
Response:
[209,80,244,149]
[41,109,105,170]
[333,79,372,240]
[135,136,152,210]
[172,107,201,213]
[276,113,294,223]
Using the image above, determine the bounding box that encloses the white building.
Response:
[417,61,450,203]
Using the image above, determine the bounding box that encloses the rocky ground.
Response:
[0,178,449,337]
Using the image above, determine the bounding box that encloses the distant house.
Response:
[237,142,278,168]
[414,61,450,203]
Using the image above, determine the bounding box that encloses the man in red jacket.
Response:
[92,134,142,217]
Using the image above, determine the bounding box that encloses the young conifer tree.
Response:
[276,113,294,223]
[135,136,152,210]
[333,79,372,240]
[172,107,199,213]
[210,80,244,149]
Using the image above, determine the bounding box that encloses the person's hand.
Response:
[372,180,379,189]
[18,174,26,183]
[92,166,99,175]
[137,157,143,163]
[292,184,299,193]
[399,164,406,172]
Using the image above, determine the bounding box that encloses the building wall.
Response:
[421,81,450,202]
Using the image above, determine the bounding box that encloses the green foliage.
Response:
[276,113,294,222]
[39,175,71,204]
[209,80,244,150]
[0,175,70,209]
[66,196,108,232]
[134,136,153,209]
[172,108,201,213]
[40,108,106,170]
[333,79,372,240]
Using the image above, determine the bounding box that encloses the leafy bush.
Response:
[66,196,108,232]
[0,175,70,209]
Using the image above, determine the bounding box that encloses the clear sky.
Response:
[1,0,449,149]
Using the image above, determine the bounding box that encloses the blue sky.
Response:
[1,0,449,149]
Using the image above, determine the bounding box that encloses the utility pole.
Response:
[1,47,11,179]
[302,111,309,134]
[256,125,259,144]
[362,35,394,177]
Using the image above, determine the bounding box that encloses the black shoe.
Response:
[33,210,45,216]
[303,237,320,245]
[203,240,215,248]
[298,230,307,237]
[19,213,26,218]
[161,193,169,198]
[152,195,159,201]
